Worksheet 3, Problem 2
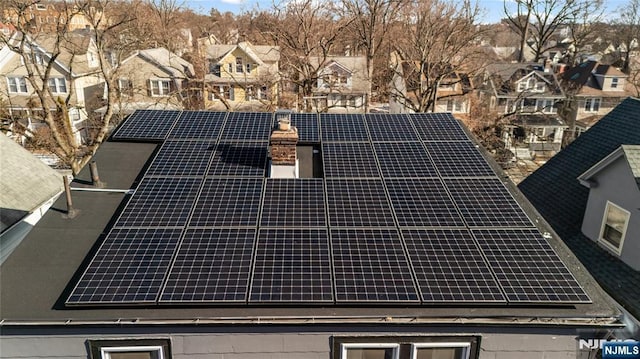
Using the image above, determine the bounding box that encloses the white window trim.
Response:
[48,77,67,94]
[411,342,471,359]
[7,76,28,93]
[598,201,630,255]
[101,345,164,359]
[584,97,601,112]
[150,79,171,97]
[341,343,400,359]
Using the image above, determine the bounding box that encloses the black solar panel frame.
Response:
[220,112,273,141]
[168,111,227,140]
[472,228,592,304]
[189,178,264,227]
[319,113,369,142]
[289,113,320,142]
[159,228,256,303]
[323,143,380,178]
[66,228,183,305]
[373,142,438,178]
[365,113,420,142]
[325,178,396,227]
[112,110,181,141]
[426,141,496,178]
[207,142,268,177]
[410,112,469,141]
[250,228,333,303]
[331,228,420,303]
[402,229,506,303]
[145,140,216,177]
[260,179,327,227]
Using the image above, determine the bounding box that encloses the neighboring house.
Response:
[561,61,634,139]
[201,41,279,111]
[577,145,640,269]
[0,31,104,145]
[104,47,194,115]
[432,71,473,120]
[0,110,630,359]
[519,97,640,321]
[0,133,63,264]
[389,52,473,117]
[2,1,98,32]
[309,56,369,113]
[479,62,566,157]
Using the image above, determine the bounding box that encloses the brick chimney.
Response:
[269,114,299,178]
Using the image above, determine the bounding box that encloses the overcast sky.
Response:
[183,0,627,24]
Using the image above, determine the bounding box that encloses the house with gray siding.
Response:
[577,145,640,270]
[0,111,632,359]
[519,97,640,324]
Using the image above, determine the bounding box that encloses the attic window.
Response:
[88,339,171,359]
[599,201,630,255]
[611,77,619,89]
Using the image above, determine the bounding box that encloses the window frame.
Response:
[149,79,171,97]
[87,339,171,359]
[341,343,400,359]
[598,201,630,255]
[7,76,28,93]
[584,97,601,112]
[47,77,67,94]
[611,77,619,89]
[411,342,472,359]
[236,57,243,73]
[333,336,480,359]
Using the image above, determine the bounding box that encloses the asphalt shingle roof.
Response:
[519,97,640,319]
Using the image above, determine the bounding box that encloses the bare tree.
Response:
[1,0,134,174]
[615,0,640,74]
[262,0,354,111]
[504,0,598,62]
[341,0,407,112]
[389,0,486,113]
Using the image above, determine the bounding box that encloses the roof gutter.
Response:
[0,315,624,329]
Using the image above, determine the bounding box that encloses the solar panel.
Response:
[444,178,534,227]
[319,113,368,142]
[66,228,182,305]
[260,179,326,227]
[145,140,216,177]
[189,178,263,227]
[385,178,464,227]
[472,229,591,303]
[331,228,420,302]
[112,110,181,141]
[114,178,202,228]
[410,113,468,141]
[289,113,319,142]
[365,114,419,141]
[208,142,267,177]
[323,143,380,178]
[402,229,506,303]
[325,178,395,227]
[373,142,438,178]
[250,229,332,302]
[168,111,226,139]
[426,142,495,177]
[159,228,255,303]
[220,112,273,141]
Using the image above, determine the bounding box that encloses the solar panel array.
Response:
[67,110,590,307]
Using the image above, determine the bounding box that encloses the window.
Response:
[236,57,243,73]
[211,85,234,101]
[47,78,67,93]
[341,343,399,359]
[150,79,171,96]
[446,100,463,113]
[35,3,47,10]
[259,86,268,100]
[88,339,171,359]
[7,77,28,93]
[117,78,133,96]
[536,99,556,113]
[599,202,630,254]
[334,337,479,359]
[611,77,619,89]
[584,98,601,112]
[246,63,252,73]
[413,343,471,359]
[210,63,221,77]
[227,63,233,73]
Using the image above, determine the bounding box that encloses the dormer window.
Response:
[611,77,619,89]
[517,76,545,93]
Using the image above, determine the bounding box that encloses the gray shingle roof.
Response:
[0,134,63,232]
[621,145,640,188]
[518,97,640,319]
